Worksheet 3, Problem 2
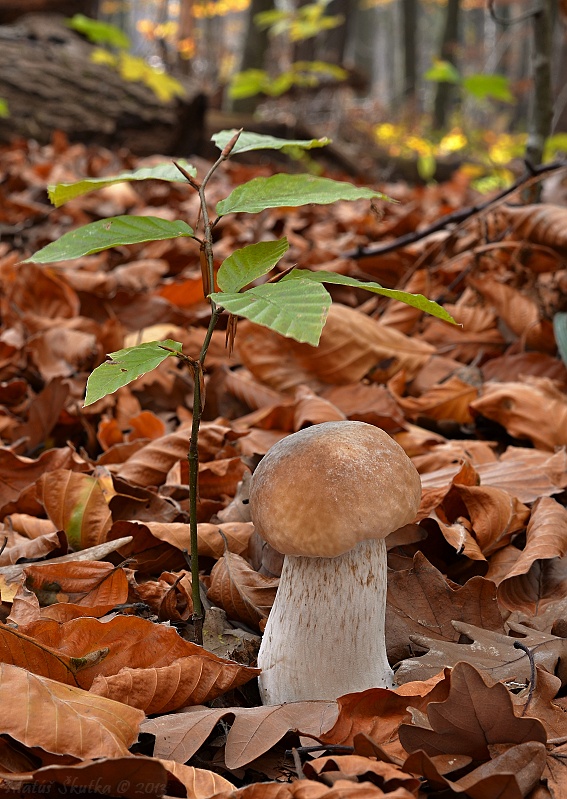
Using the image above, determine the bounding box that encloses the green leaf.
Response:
[84,340,183,406]
[48,160,196,207]
[424,60,461,84]
[24,216,194,264]
[0,98,9,118]
[217,238,289,293]
[212,130,330,155]
[210,279,331,345]
[554,313,567,367]
[227,70,269,99]
[217,174,391,216]
[66,14,130,49]
[282,270,458,325]
[462,74,514,103]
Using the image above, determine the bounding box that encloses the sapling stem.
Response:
[173,131,242,645]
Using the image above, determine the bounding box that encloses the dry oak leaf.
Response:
[0,757,168,799]
[0,662,144,759]
[395,620,567,685]
[142,701,338,770]
[469,378,567,450]
[386,552,505,665]
[496,496,567,614]
[208,549,279,630]
[398,662,547,761]
[36,469,112,551]
[510,668,567,741]
[403,741,547,798]
[18,615,258,701]
[318,676,450,763]
[303,755,420,794]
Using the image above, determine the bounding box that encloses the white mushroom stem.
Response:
[257,537,394,705]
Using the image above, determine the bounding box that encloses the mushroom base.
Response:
[257,537,394,705]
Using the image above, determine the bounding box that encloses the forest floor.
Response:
[1,132,567,798]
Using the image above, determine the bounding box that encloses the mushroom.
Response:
[249,420,421,705]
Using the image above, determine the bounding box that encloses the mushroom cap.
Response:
[249,421,422,558]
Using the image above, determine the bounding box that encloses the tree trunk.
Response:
[432,0,461,130]
[526,0,553,166]
[229,0,275,113]
[0,0,96,23]
[402,0,418,107]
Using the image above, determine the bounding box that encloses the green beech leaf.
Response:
[212,130,330,155]
[66,14,131,49]
[282,270,458,324]
[210,279,331,345]
[217,238,289,293]
[462,74,514,103]
[48,159,197,207]
[84,339,183,406]
[216,174,391,215]
[24,216,194,264]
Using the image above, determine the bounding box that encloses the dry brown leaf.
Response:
[469,276,556,353]
[142,701,338,769]
[387,552,505,665]
[89,653,259,713]
[450,484,530,556]
[497,497,567,614]
[23,560,129,609]
[0,757,169,799]
[208,550,279,630]
[36,469,112,550]
[404,741,547,798]
[398,662,547,760]
[482,352,567,388]
[0,662,144,759]
[19,615,257,696]
[321,383,406,432]
[303,755,420,794]
[470,378,567,450]
[237,304,434,391]
[160,759,236,798]
[392,375,479,425]
[395,620,567,685]
[318,676,449,763]
[496,203,567,256]
[475,447,567,503]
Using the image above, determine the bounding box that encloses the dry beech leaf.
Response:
[321,383,406,432]
[208,550,279,630]
[469,276,556,353]
[395,619,567,685]
[159,759,236,798]
[0,529,64,566]
[0,757,169,799]
[393,375,479,425]
[475,447,567,503]
[207,780,416,798]
[387,552,504,665]
[142,701,338,769]
[470,378,567,450]
[36,469,112,550]
[398,662,546,760]
[89,653,259,714]
[318,676,450,763]
[0,624,85,685]
[0,662,144,759]
[482,351,567,388]
[497,496,567,613]
[496,203,567,256]
[420,302,505,363]
[237,304,434,391]
[126,520,255,559]
[23,560,129,610]
[18,615,258,698]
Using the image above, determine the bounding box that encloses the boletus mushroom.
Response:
[249,420,421,705]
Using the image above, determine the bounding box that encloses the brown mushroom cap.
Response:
[249,421,422,558]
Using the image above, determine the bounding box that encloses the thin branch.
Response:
[342,159,567,261]
[513,640,537,716]
[487,0,544,25]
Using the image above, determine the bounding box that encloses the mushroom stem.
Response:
[257,537,394,705]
